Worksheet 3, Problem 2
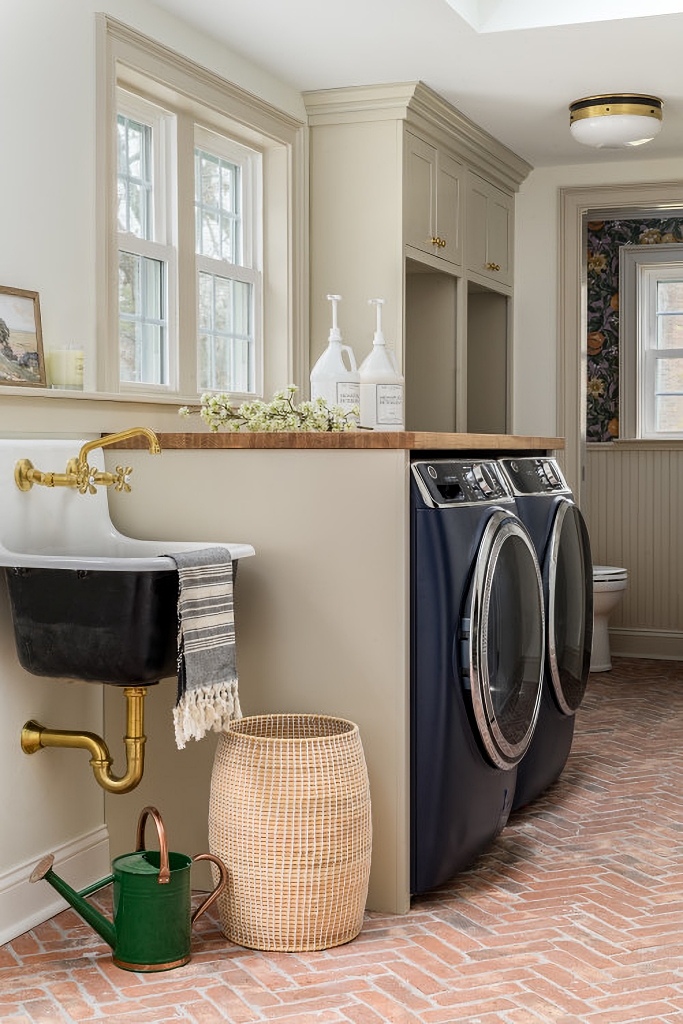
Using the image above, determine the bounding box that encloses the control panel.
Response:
[411,460,512,508]
[498,457,570,496]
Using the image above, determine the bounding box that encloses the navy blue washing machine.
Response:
[497,457,593,811]
[411,459,545,895]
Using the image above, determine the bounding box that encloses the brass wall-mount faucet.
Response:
[14,427,161,495]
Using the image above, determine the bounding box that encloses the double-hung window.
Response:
[98,15,305,405]
[115,90,262,399]
[621,244,683,438]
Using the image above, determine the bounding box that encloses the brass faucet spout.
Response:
[77,427,161,470]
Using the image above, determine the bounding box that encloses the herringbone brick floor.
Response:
[2,658,683,1023]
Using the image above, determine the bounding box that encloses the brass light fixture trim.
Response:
[569,94,663,125]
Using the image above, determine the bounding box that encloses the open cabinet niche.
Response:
[404,259,458,432]
[466,282,509,434]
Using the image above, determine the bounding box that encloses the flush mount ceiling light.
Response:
[569,94,663,148]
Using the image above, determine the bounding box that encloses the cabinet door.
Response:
[466,173,513,287]
[404,132,437,256]
[435,152,463,266]
[404,133,463,266]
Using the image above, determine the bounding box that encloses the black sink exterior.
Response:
[4,567,178,685]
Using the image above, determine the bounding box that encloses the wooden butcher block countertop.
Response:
[113,430,564,451]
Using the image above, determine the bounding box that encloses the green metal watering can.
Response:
[29,805,227,972]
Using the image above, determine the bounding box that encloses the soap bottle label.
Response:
[337,381,360,409]
[376,384,403,425]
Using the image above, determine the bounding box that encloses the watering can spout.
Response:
[30,854,117,949]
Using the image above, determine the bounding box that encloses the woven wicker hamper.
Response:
[208,713,372,951]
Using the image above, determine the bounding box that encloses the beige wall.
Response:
[0,0,305,943]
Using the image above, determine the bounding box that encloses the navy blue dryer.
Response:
[498,457,593,810]
[411,459,545,895]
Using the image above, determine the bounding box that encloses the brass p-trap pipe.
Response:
[21,686,148,794]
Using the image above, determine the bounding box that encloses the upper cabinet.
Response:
[404,132,463,267]
[304,82,531,430]
[466,172,514,289]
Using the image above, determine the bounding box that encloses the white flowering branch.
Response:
[179,386,359,433]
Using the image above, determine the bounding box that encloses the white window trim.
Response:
[620,243,683,440]
[96,14,308,403]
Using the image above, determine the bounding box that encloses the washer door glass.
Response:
[467,511,545,769]
[547,501,593,714]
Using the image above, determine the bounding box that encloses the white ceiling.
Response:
[150,0,683,167]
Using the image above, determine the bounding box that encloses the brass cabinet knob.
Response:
[486,262,501,271]
[430,237,448,248]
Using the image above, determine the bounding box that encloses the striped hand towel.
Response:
[167,546,242,749]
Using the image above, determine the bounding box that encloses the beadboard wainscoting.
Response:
[585,442,683,660]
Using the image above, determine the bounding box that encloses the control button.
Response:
[427,465,437,479]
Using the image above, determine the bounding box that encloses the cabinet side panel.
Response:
[106,448,411,914]
[309,121,403,374]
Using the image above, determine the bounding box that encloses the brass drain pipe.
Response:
[21,686,148,794]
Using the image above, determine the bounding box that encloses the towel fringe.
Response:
[173,680,242,750]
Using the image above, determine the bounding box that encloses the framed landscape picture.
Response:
[0,286,46,386]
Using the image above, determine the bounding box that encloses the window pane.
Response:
[657,280,683,314]
[195,148,242,264]
[117,114,153,239]
[197,271,253,393]
[200,211,221,261]
[118,251,167,384]
[655,395,683,432]
[655,357,683,395]
[657,314,683,349]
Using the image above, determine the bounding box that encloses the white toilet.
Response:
[590,566,628,672]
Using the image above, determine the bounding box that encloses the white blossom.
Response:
[180,385,359,433]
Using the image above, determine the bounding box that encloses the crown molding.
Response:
[304,81,532,193]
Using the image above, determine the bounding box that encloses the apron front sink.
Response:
[6,565,179,684]
[0,437,254,685]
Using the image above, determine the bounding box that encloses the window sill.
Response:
[0,386,196,407]
[587,438,683,451]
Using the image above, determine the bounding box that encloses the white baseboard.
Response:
[610,627,683,662]
[0,825,110,946]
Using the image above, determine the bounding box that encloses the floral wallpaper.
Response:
[586,217,683,442]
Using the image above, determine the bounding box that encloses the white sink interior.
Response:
[0,438,255,570]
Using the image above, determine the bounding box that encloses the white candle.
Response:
[46,349,84,389]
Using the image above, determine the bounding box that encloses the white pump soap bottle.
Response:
[359,299,404,430]
[310,294,360,413]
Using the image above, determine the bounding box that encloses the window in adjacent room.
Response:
[620,244,683,439]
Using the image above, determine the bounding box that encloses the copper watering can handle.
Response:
[135,805,171,884]
[190,854,228,925]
